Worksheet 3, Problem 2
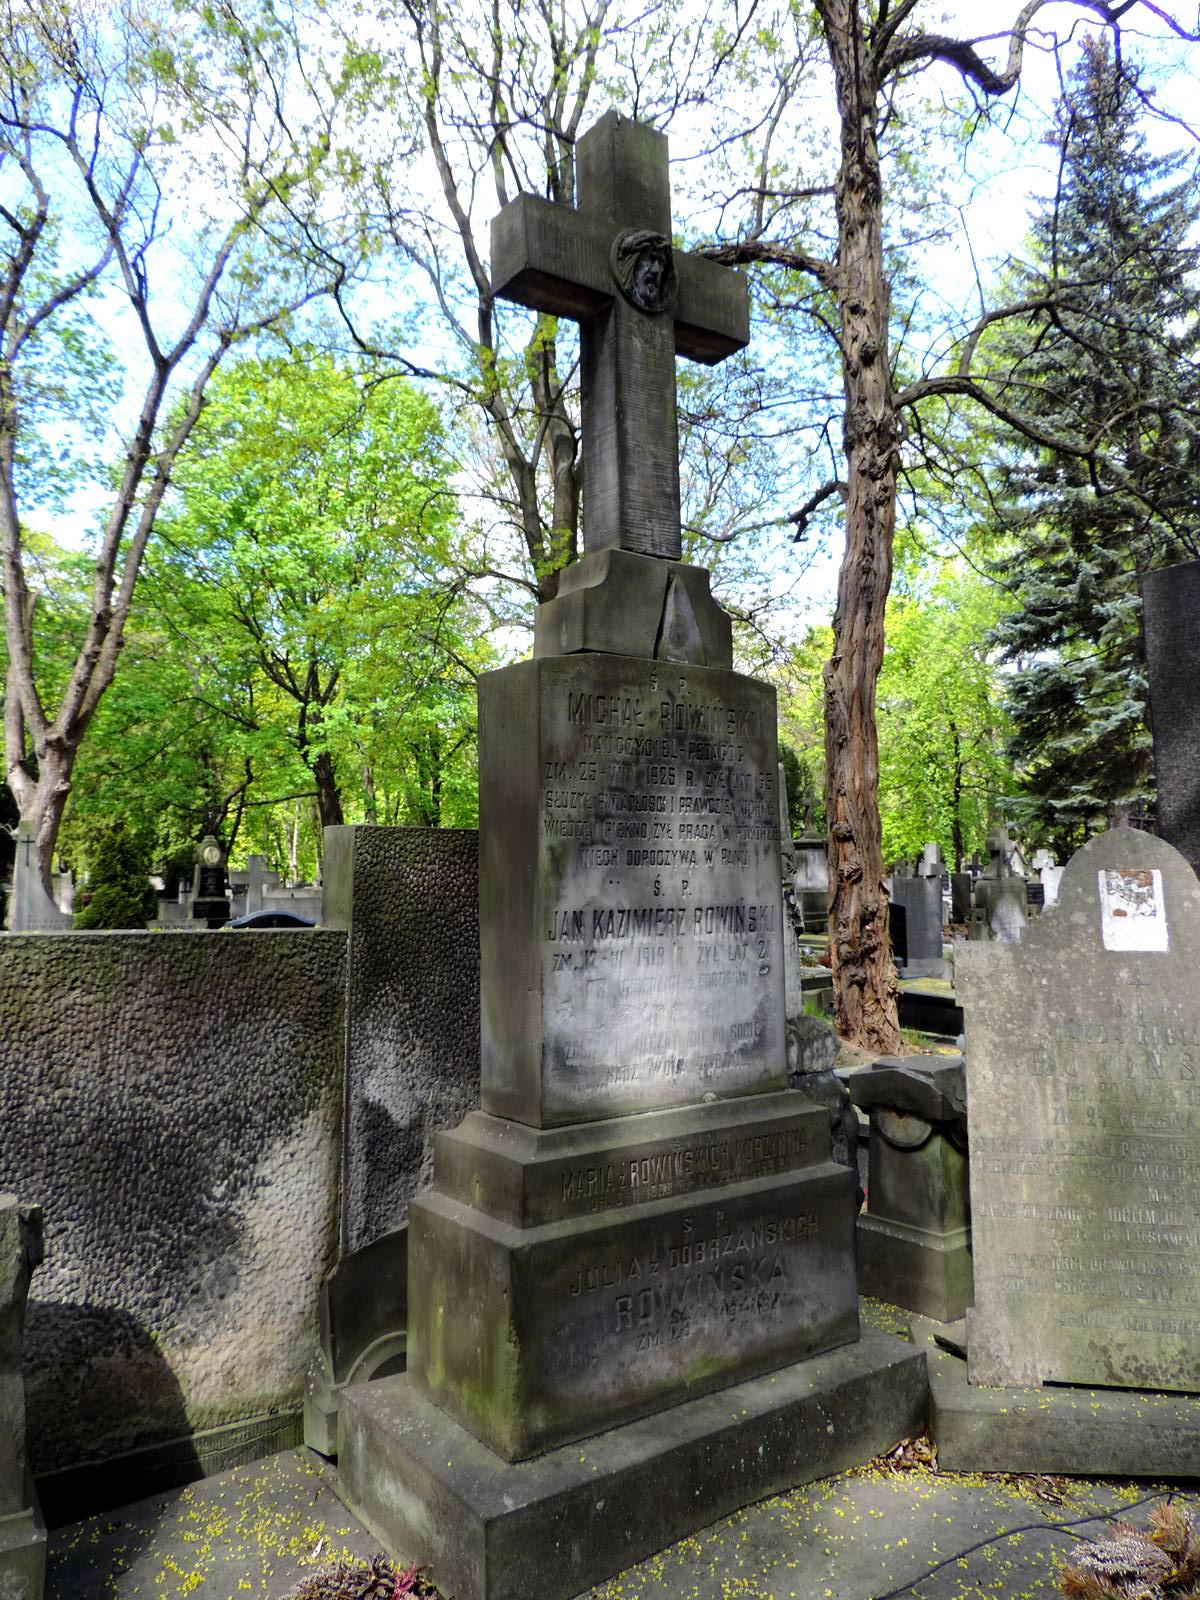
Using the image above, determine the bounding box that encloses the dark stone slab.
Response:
[917,1316,1200,1478]
[303,1225,410,1457]
[1143,558,1200,875]
[336,1329,928,1600]
[847,1056,966,1132]
[959,826,1200,1392]
[896,985,962,1037]
[950,871,974,924]
[889,877,943,974]
[407,1153,858,1461]
[479,653,787,1127]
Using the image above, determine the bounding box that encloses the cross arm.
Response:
[675,255,749,365]
[490,194,612,321]
[491,193,750,365]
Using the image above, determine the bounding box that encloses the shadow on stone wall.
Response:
[28,1300,199,1525]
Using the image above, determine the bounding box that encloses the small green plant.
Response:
[1059,1503,1200,1599]
[73,826,158,930]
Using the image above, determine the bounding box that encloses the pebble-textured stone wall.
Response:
[0,931,346,1477]
[325,827,480,1254]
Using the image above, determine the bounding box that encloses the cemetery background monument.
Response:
[336,112,924,1600]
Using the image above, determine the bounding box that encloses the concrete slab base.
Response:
[917,1316,1200,1476]
[336,1328,927,1600]
[0,1476,47,1600]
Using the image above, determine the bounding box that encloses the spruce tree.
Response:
[987,36,1200,851]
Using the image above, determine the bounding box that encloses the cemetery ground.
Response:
[44,1304,1200,1600]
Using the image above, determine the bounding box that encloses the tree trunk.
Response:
[818,0,901,1053]
[310,750,345,831]
[950,722,965,871]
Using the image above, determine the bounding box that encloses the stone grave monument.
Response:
[848,1057,971,1324]
[5,823,70,933]
[968,824,1026,943]
[890,848,945,978]
[933,826,1200,1475]
[0,1195,45,1598]
[336,111,924,1600]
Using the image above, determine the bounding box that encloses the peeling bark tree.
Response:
[711,0,1199,1051]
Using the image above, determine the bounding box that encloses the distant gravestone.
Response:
[6,823,70,933]
[968,825,1026,943]
[891,856,944,977]
[960,826,1200,1392]
[950,871,974,925]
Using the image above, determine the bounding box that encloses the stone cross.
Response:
[490,112,750,561]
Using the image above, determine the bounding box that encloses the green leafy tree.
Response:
[878,547,1015,869]
[110,353,487,871]
[73,826,157,930]
[2,1,349,887]
[984,37,1200,849]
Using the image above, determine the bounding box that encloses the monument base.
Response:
[857,1216,972,1325]
[915,1317,1200,1477]
[337,1328,927,1600]
[0,1475,47,1600]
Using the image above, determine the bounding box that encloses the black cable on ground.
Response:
[870,1488,1185,1600]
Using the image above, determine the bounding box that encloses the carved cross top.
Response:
[490,112,750,562]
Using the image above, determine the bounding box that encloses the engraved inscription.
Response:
[538,660,785,1116]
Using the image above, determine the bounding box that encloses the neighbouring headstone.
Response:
[950,870,975,925]
[891,856,945,978]
[1042,862,1064,905]
[960,826,1200,1391]
[792,821,830,931]
[968,825,1026,943]
[337,111,924,1600]
[1143,559,1200,875]
[0,1194,46,1598]
[191,834,230,928]
[5,823,70,933]
[849,1057,972,1324]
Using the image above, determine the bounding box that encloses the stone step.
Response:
[336,1327,928,1600]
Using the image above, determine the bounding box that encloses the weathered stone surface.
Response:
[338,1329,927,1600]
[1143,558,1200,875]
[479,653,786,1127]
[960,826,1200,1391]
[407,1131,858,1460]
[0,1494,45,1600]
[849,1060,971,1324]
[786,1011,838,1077]
[918,1316,1200,1478]
[324,826,480,1252]
[431,1093,823,1227]
[533,548,732,667]
[490,112,749,562]
[0,1194,45,1600]
[0,1197,41,1518]
[0,932,345,1486]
